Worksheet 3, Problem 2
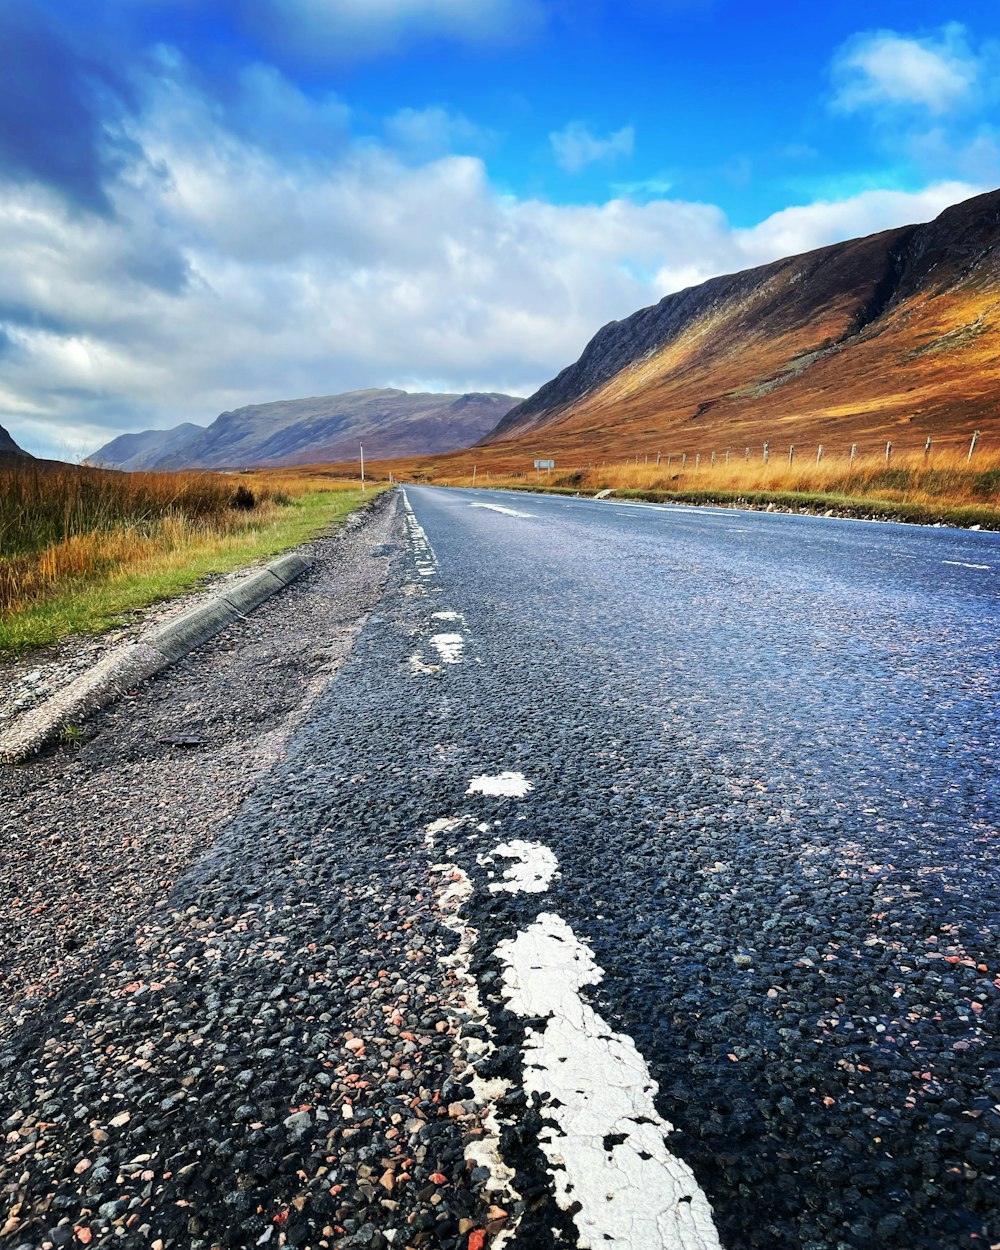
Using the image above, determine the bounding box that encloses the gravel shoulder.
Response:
[0,490,399,1035]
[0,486,521,1250]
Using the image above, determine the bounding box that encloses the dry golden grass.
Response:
[0,462,370,650]
[432,441,1000,518]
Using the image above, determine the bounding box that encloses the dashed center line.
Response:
[497,913,722,1250]
[466,771,534,797]
[430,633,465,664]
[469,503,536,518]
[942,560,990,570]
[431,767,723,1250]
[480,840,559,894]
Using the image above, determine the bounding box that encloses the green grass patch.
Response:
[0,488,382,655]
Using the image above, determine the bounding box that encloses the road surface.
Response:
[1,486,997,1250]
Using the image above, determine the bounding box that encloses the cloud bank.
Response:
[0,20,986,459]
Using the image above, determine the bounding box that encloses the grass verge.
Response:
[500,484,1000,528]
[1,486,382,655]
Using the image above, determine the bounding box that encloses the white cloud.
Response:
[243,0,545,62]
[384,106,496,160]
[0,57,983,459]
[730,182,981,267]
[550,121,635,173]
[832,26,979,115]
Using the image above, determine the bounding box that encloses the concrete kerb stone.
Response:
[143,598,244,665]
[219,569,286,616]
[0,552,313,765]
[0,644,168,765]
[268,552,312,585]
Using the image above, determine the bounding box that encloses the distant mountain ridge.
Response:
[0,424,31,461]
[90,389,522,471]
[484,187,1000,457]
[89,423,203,473]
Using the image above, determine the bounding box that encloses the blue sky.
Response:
[2,0,998,457]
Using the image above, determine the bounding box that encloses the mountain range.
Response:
[0,424,31,462]
[90,390,522,472]
[479,187,1000,463]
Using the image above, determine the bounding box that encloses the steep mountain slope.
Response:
[0,424,31,462]
[91,390,521,471]
[87,423,203,472]
[484,188,1000,459]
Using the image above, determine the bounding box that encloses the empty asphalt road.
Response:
[2,485,998,1250]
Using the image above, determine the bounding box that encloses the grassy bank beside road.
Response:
[431,445,1000,528]
[0,463,381,654]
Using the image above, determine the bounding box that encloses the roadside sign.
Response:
[534,459,555,469]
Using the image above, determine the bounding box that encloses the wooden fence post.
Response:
[816,445,823,464]
[850,443,857,466]
[969,430,981,462]
[788,445,794,465]
[763,442,769,464]
[885,441,892,464]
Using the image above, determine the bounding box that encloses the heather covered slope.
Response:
[484,188,1000,458]
[91,390,522,471]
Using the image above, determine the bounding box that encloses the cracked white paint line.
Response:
[432,610,465,622]
[496,913,722,1250]
[466,771,534,798]
[469,503,536,518]
[942,560,989,570]
[402,490,439,578]
[426,819,521,1240]
[430,632,465,664]
[480,840,559,894]
[424,814,473,849]
[408,654,439,676]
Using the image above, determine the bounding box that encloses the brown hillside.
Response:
[473,187,1000,467]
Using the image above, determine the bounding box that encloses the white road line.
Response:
[480,840,559,894]
[942,560,990,570]
[470,503,536,518]
[408,654,438,676]
[401,490,439,577]
[430,632,465,664]
[452,770,722,1250]
[432,610,465,622]
[466,771,534,797]
[497,914,722,1250]
[428,858,521,1218]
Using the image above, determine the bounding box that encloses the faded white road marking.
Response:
[480,840,559,894]
[496,914,722,1250]
[432,610,465,622]
[424,814,472,849]
[426,829,521,1231]
[430,632,465,664]
[467,771,534,798]
[470,503,536,518]
[402,490,438,578]
[942,560,990,570]
[408,654,439,676]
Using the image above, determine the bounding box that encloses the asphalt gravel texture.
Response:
[1,483,998,1250]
